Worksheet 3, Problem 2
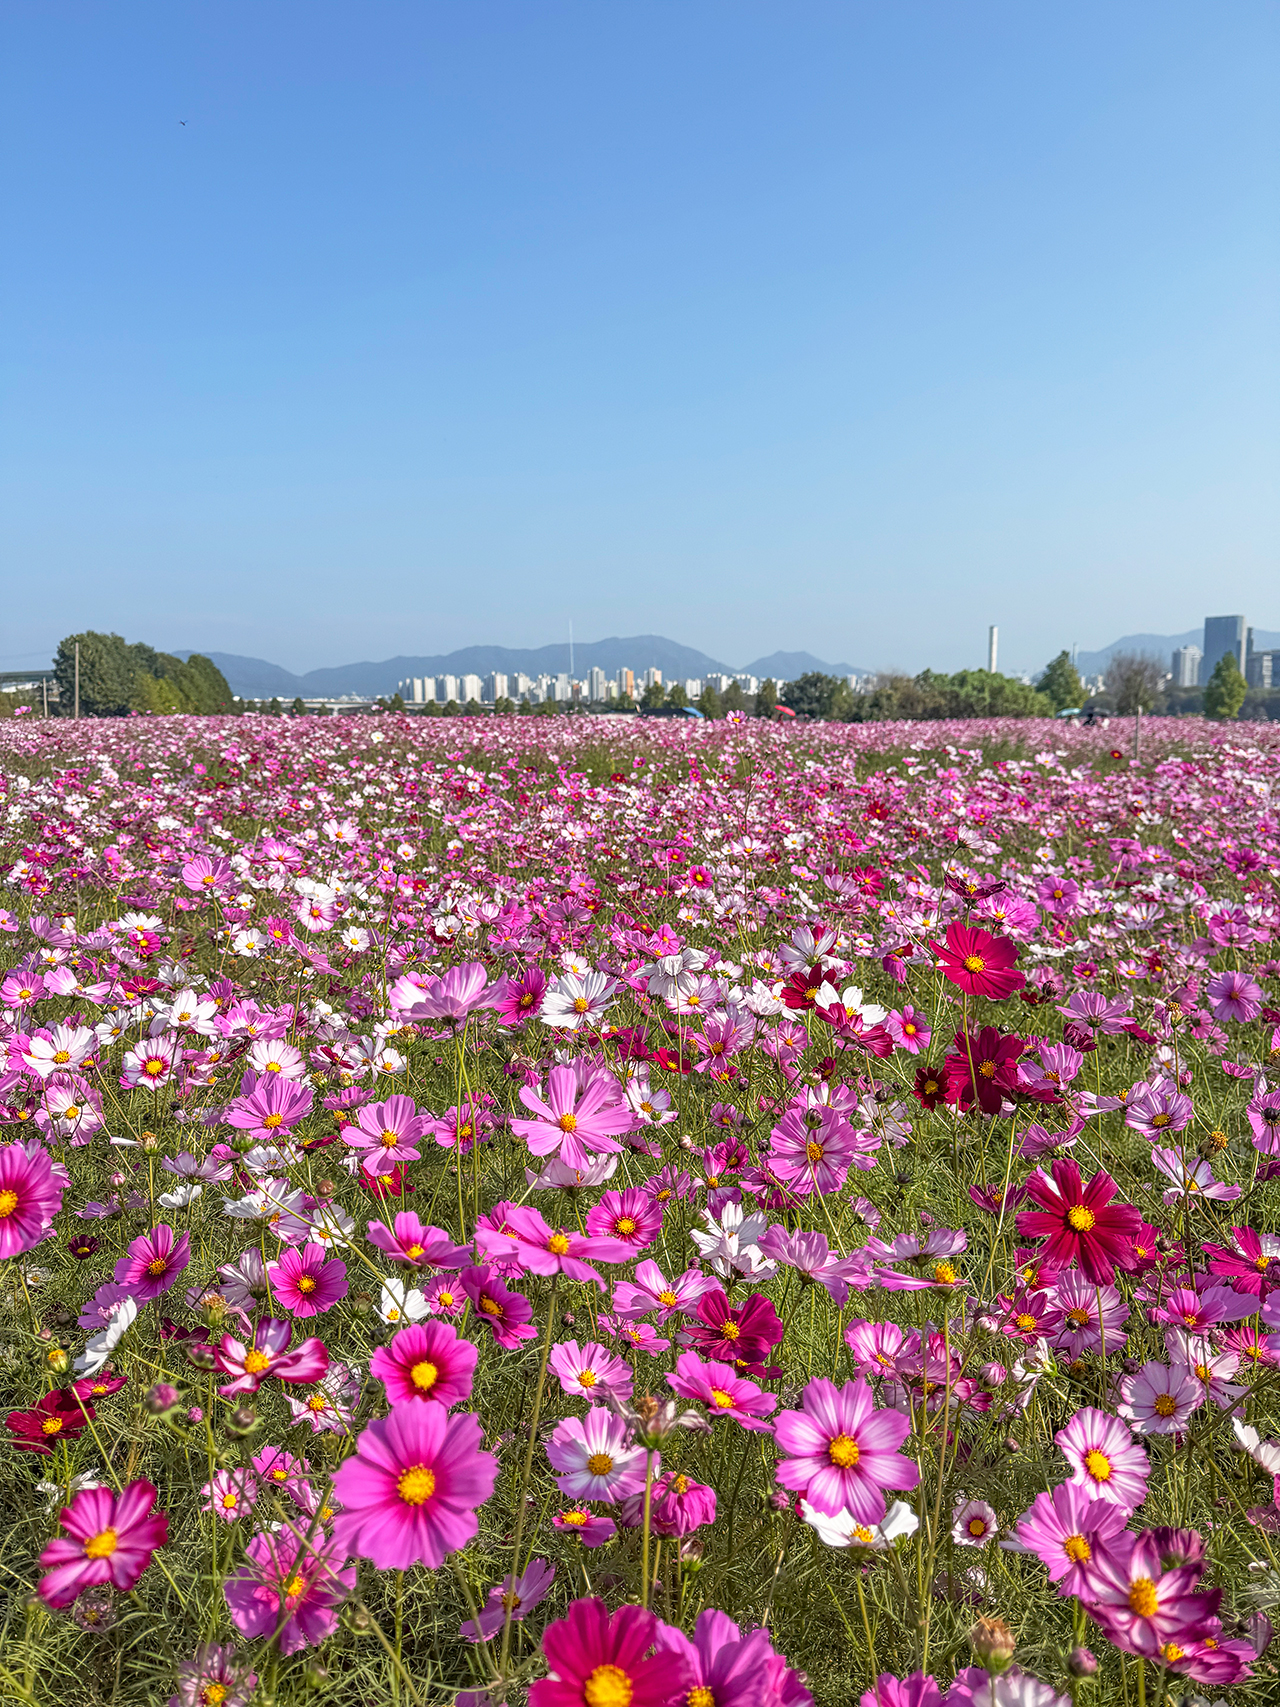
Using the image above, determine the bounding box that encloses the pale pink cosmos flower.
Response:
[773,1377,918,1520]
[1117,1360,1203,1435]
[1055,1408,1149,1509]
[611,1260,717,1323]
[548,1340,635,1404]
[546,1409,650,1502]
[510,1063,636,1172]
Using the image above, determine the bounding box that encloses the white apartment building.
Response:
[438,675,459,704]
[483,672,509,703]
[460,674,483,704]
[588,666,608,702]
[643,668,663,689]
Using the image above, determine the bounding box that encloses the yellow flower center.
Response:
[1084,1449,1112,1483]
[584,1665,633,1707]
[658,1290,678,1306]
[720,1322,740,1341]
[397,1465,437,1505]
[616,1217,636,1236]
[828,1433,860,1468]
[479,1297,502,1315]
[1063,1534,1091,1563]
[405,1243,425,1259]
[84,1528,118,1560]
[297,1275,317,1294]
[1015,1313,1036,1331]
[1128,1578,1159,1618]
[1153,1393,1176,1417]
[284,1574,307,1599]
[1150,1113,1171,1128]
[221,1493,238,1508]
[962,954,985,973]
[262,1112,284,1129]
[805,1140,824,1162]
[202,1685,228,1706]
[577,1370,598,1388]
[968,1518,987,1537]
[53,1050,70,1064]
[933,1262,957,1285]
[147,1257,167,1275]
[243,1350,271,1373]
[573,997,590,1014]
[42,1416,64,1435]
[710,1389,735,1409]
[558,1113,578,1133]
[0,1190,17,1218]
[411,1360,439,1392]
[561,1509,589,1526]
[1067,1206,1095,1232]
[978,1061,996,1078]
[586,1452,614,1476]
[1066,1307,1090,1327]
[548,1233,571,1255]
[688,1691,715,1707]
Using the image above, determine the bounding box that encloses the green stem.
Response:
[498,1275,559,1678]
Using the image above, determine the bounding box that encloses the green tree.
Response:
[423,700,442,717]
[291,696,306,715]
[54,632,135,716]
[493,696,515,715]
[755,678,778,717]
[463,697,483,717]
[1203,653,1247,720]
[697,684,721,719]
[720,680,746,715]
[268,697,282,716]
[640,681,666,710]
[614,691,636,712]
[442,699,461,717]
[781,672,839,719]
[666,682,689,709]
[385,692,406,713]
[1037,651,1083,712]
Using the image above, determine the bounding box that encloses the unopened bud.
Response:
[139,1131,159,1153]
[230,1132,258,1154]
[144,1382,181,1415]
[45,1346,70,1374]
[226,1404,257,1437]
[970,1618,1016,1674]
[348,1605,373,1634]
[186,1342,217,1371]
[1067,1646,1098,1678]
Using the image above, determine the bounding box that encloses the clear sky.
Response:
[3,2,1277,676]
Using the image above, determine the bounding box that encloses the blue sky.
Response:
[3,2,1277,676]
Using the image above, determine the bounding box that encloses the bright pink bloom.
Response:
[859,1677,944,1707]
[1203,1225,1280,1297]
[1016,1160,1141,1284]
[611,1260,716,1323]
[391,961,505,1024]
[647,1470,717,1537]
[655,1608,776,1707]
[224,1074,314,1141]
[267,1243,349,1317]
[767,1106,864,1197]
[552,1507,617,1548]
[1080,1530,1221,1657]
[548,1339,635,1403]
[546,1409,649,1501]
[344,1093,429,1174]
[1117,1361,1203,1435]
[928,921,1025,999]
[366,1212,470,1272]
[463,1558,555,1642]
[0,1141,66,1258]
[1007,1481,1131,1593]
[38,1479,168,1608]
[459,1265,538,1348]
[331,1404,498,1568]
[773,1377,919,1520]
[474,1204,629,1288]
[1205,969,1262,1023]
[113,1223,191,1300]
[370,1320,478,1407]
[510,1062,636,1172]
[224,1529,355,1653]
[585,1187,663,1251]
[668,1351,777,1432]
[213,1317,329,1396]
[530,1598,692,1707]
[1055,1407,1149,1509]
[885,1006,932,1054]
[6,1388,94,1455]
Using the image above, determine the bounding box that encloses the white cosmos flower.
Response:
[378,1279,429,1325]
[157,1182,204,1210]
[75,1299,139,1376]
[801,1498,919,1550]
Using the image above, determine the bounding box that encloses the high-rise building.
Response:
[1247,652,1275,690]
[643,668,663,689]
[615,668,635,698]
[513,673,534,700]
[588,667,608,702]
[439,675,459,704]
[1203,615,1246,680]
[1170,646,1201,688]
[483,673,508,704]
[684,679,702,700]
[460,674,482,704]
[554,673,571,702]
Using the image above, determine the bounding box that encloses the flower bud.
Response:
[230,1132,258,1154]
[969,1618,1016,1674]
[45,1345,70,1374]
[144,1382,181,1416]
[186,1342,217,1371]
[1067,1646,1097,1678]
[139,1131,159,1153]
[187,1406,204,1423]
[226,1404,257,1437]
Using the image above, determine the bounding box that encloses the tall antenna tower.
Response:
[569,622,574,679]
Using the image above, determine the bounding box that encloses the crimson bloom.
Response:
[370,1320,478,1407]
[928,921,1025,1000]
[7,1389,94,1455]
[1017,1160,1142,1285]
[530,1598,692,1707]
[685,1288,783,1368]
[460,1265,538,1348]
[213,1317,329,1396]
[0,1141,66,1258]
[38,1479,168,1608]
[113,1223,191,1300]
[943,1027,1024,1115]
[331,1404,498,1569]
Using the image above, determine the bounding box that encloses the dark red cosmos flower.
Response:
[928,922,1025,1000]
[1016,1159,1142,1285]
[913,1063,947,1109]
[73,1367,127,1403]
[781,964,840,1013]
[1203,1226,1280,1298]
[67,1234,100,1260]
[944,872,1007,902]
[685,1289,782,1367]
[943,1027,1024,1115]
[6,1390,94,1455]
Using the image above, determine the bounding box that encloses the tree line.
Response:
[52,633,234,717]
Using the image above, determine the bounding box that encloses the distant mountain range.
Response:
[171,637,865,699]
[168,627,1279,700]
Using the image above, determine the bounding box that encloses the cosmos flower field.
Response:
[3,710,1280,1707]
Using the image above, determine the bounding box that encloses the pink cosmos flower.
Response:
[1150,1148,1241,1205]
[370,1320,478,1407]
[928,921,1025,1000]
[885,1005,932,1054]
[1204,1225,1280,1297]
[844,1319,908,1377]
[1205,969,1263,1024]
[858,1676,944,1707]
[463,1558,555,1642]
[224,1075,314,1141]
[585,1187,663,1251]
[38,1479,169,1608]
[1124,1081,1194,1141]
[1048,1275,1129,1360]
[530,1598,691,1707]
[0,1141,66,1258]
[1246,1090,1280,1154]
[1006,1481,1130,1594]
[548,1339,635,1403]
[773,1377,919,1520]
[495,965,548,1026]
[113,1223,191,1300]
[202,1469,258,1524]
[510,1063,636,1172]
[266,1243,348,1317]
[1079,1530,1221,1657]
[1150,1282,1257,1333]
[546,1409,650,1502]
[344,1093,429,1174]
[331,1404,498,1569]
[611,1260,716,1323]
[366,1212,470,1272]
[213,1317,329,1397]
[224,1529,355,1654]
[168,1644,258,1707]
[459,1266,537,1348]
[552,1507,617,1548]
[757,1226,871,1306]
[767,1106,865,1198]
[1055,1408,1149,1509]
[654,1608,776,1707]
[474,1204,629,1288]
[1117,1361,1202,1435]
[667,1351,777,1432]
[391,962,506,1025]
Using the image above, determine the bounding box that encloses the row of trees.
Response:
[1037,647,1250,721]
[53,633,233,717]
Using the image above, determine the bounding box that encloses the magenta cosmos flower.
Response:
[1205,968,1262,1024]
[1007,1481,1131,1594]
[213,1317,329,1397]
[168,1644,257,1707]
[330,1404,498,1569]
[1016,1160,1141,1285]
[585,1187,663,1251]
[366,1211,470,1272]
[266,1242,348,1318]
[1079,1530,1221,1658]
[392,961,505,1024]
[113,1223,191,1300]
[655,1608,777,1707]
[547,1409,649,1502]
[1055,1407,1149,1509]
[773,1377,918,1520]
[0,1141,66,1258]
[510,1063,636,1172]
[475,1204,630,1288]
[344,1093,429,1175]
[767,1107,860,1197]
[668,1351,778,1432]
[459,1265,538,1348]
[370,1320,478,1407]
[224,1075,313,1141]
[464,1558,555,1642]
[548,1339,635,1403]
[927,921,1025,1000]
[530,1598,692,1707]
[684,1289,783,1367]
[38,1479,169,1608]
[224,1529,355,1654]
